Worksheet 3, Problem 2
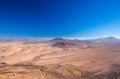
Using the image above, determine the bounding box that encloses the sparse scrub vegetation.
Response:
[39,66,48,72]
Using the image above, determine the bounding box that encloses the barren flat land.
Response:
[0,37,120,79]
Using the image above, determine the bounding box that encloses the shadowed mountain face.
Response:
[50,38,77,48]
[50,38,65,42]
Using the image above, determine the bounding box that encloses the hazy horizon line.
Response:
[0,35,120,40]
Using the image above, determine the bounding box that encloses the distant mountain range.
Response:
[50,37,120,44]
[49,37,120,48]
[0,38,48,42]
[93,37,120,44]
[0,37,120,44]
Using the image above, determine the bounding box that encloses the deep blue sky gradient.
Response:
[0,0,120,38]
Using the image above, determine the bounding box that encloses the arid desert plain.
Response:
[0,37,120,79]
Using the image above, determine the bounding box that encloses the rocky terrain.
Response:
[0,37,120,79]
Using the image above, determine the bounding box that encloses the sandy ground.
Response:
[0,42,120,79]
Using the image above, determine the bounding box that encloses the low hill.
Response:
[50,38,77,48]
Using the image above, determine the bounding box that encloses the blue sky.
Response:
[0,0,120,38]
